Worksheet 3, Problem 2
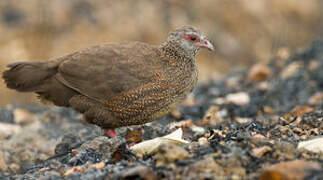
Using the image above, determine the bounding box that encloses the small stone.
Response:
[202,105,225,125]
[190,154,224,175]
[9,163,20,172]
[292,127,303,135]
[39,167,50,173]
[277,47,290,60]
[79,136,124,159]
[280,61,303,79]
[89,162,105,170]
[308,92,323,105]
[248,64,271,82]
[252,146,272,158]
[308,60,320,71]
[64,166,84,176]
[155,143,190,168]
[0,151,8,171]
[263,106,275,115]
[170,109,182,119]
[257,81,270,91]
[71,149,78,156]
[297,137,323,153]
[198,137,208,145]
[119,166,156,180]
[260,160,321,180]
[279,126,290,133]
[13,109,37,125]
[191,125,205,135]
[234,117,252,124]
[0,122,22,139]
[125,130,143,143]
[226,92,250,105]
[0,108,14,124]
[252,132,266,139]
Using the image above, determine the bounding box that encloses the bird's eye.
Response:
[190,36,196,41]
[184,34,200,42]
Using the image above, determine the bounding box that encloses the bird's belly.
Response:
[107,68,197,126]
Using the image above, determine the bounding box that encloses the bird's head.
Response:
[166,26,214,56]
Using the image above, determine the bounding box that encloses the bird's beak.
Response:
[198,39,215,51]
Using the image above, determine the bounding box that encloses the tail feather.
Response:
[2,62,57,92]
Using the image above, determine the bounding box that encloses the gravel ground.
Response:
[0,41,322,180]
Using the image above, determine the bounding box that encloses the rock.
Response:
[155,143,190,168]
[263,106,275,115]
[202,105,226,125]
[64,166,85,176]
[234,117,252,124]
[280,61,303,79]
[248,64,271,82]
[276,48,290,61]
[0,108,14,124]
[0,150,8,171]
[191,125,206,135]
[280,106,315,125]
[77,136,124,160]
[0,122,22,139]
[119,166,156,180]
[89,162,106,170]
[198,137,208,145]
[297,137,323,153]
[252,146,272,158]
[226,92,250,105]
[190,154,223,174]
[13,109,37,125]
[125,130,143,143]
[308,92,323,105]
[260,160,321,180]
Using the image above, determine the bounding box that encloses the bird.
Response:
[3,26,214,135]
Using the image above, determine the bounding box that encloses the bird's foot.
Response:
[104,128,117,138]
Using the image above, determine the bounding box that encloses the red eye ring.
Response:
[184,34,200,42]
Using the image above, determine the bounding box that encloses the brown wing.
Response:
[55,42,164,103]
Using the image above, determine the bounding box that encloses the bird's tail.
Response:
[2,61,57,92]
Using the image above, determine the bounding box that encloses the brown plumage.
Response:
[2,26,214,128]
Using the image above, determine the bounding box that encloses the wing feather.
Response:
[55,42,163,103]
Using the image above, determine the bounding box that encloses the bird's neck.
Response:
[160,41,195,63]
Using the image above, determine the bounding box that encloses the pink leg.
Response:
[104,129,117,138]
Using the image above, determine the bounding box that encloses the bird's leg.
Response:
[103,128,117,138]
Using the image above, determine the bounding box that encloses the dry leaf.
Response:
[130,128,189,157]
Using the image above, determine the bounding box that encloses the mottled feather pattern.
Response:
[3,26,210,128]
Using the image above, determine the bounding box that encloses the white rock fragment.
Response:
[130,128,189,157]
[297,137,323,153]
[226,92,250,105]
[191,125,205,135]
[0,122,22,138]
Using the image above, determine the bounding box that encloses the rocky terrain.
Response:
[0,40,322,179]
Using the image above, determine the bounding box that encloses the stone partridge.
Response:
[3,26,214,129]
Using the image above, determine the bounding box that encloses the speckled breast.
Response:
[105,58,198,126]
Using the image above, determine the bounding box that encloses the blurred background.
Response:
[0,0,322,105]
